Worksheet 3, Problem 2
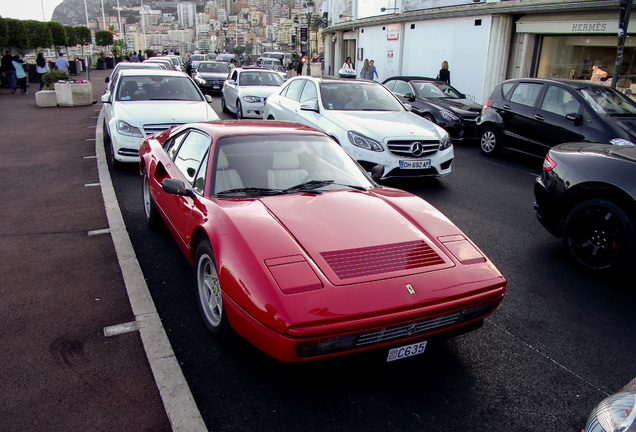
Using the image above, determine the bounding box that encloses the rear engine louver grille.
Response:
[321,240,445,280]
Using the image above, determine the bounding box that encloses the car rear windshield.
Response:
[579,87,636,115]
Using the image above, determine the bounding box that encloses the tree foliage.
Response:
[21,20,52,51]
[5,19,28,51]
[47,21,67,49]
[65,25,78,47]
[94,30,113,48]
[0,18,9,48]
[74,26,92,46]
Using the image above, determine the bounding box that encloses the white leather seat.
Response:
[215,149,243,194]
[267,152,308,189]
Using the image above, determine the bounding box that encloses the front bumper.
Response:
[533,176,563,237]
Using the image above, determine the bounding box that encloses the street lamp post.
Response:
[304,1,314,76]
[222,22,228,52]
[293,15,299,52]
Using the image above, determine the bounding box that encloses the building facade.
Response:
[322,0,628,104]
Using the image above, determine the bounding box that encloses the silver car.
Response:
[221,68,284,119]
[101,69,220,166]
[262,76,453,179]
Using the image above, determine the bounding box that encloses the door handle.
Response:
[534,114,544,121]
[503,104,512,110]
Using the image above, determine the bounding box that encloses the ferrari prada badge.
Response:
[405,284,416,295]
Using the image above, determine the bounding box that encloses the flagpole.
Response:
[84,0,91,83]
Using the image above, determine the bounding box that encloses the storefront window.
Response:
[536,35,636,90]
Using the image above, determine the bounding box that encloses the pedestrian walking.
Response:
[12,55,28,94]
[369,60,378,81]
[437,60,450,84]
[130,51,139,62]
[2,49,17,93]
[36,53,50,91]
[360,59,370,79]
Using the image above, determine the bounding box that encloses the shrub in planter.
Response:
[42,70,70,89]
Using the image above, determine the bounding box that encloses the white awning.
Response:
[516,13,631,35]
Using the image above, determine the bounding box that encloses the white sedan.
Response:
[262,76,453,179]
[221,68,284,119]
[101,69,220,166]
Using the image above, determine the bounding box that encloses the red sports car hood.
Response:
[260,190,456,285]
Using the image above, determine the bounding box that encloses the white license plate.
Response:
[400,160,430,169]
[386,341,428,362]
[213,85,220,89]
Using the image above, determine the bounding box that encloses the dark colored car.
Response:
[479,78,636,158]
[383,76,482,140]
[193,61,230,93]
[534,142,636,273]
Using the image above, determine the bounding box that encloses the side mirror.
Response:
[404,92,416,102]
[300,100,319,112]
[566,112,582,126]
[101,93,111,104]
[227,79,236,85]
[162,178,195,198]
[370,164,384,182]
[105,77,110,83]
[205,94,213,103]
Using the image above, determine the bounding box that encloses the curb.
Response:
[95,110,208,432]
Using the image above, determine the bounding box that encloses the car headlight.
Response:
[116,120,144,138]
[439,132,451,150]
[242,96,262,103]
[347,131,384,152]
[609,138,636,146]
[194,76,206,85]
[440,110,460,122]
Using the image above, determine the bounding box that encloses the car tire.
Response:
[562,198,634,272]
[236,100,243,119]
[142,167,161,228]
[103,121,120,169]
[480,126,502,156]
[194,240,231,338]
[221,94,229,113]
[423,113,436,124]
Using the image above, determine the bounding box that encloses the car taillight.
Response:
[543,154,557,171]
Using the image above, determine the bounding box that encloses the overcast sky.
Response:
[1,0,64,21]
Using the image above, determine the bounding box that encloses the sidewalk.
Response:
[0,68,202,431]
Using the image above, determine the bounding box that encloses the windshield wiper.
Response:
[283,180,366,193]
[217,187,283,196]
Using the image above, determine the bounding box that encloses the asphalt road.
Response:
[106,96,635,432]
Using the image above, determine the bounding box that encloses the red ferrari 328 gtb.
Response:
[139,120,507,363]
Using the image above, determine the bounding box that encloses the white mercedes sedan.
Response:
[262,76,454,179]
[101,69,220,166]
[221,68,284,119]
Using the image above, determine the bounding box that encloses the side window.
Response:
[230,70,237,82]
[392,80,412,95]
[173,131,210,186]
[165,130,189,157]
[299,81,317,103]
[192,151,209,195]
[384,80,396,91]
[541,85,580,115]
[508,82,543,107]
[285,79,306,102]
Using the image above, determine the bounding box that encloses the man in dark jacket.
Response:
[1,50,17,93]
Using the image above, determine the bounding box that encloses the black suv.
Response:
[477,78,636,157]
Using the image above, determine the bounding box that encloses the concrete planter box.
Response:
[36,90,58,107]
[54,82,93,106]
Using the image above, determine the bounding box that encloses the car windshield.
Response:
[197,62,229,73]
[412,81,463,99]
[320,82,405,111]
[116,76,203,101]
[191,55,205,62]
[212,134,373,196]
[238,71,283,86]
[217,54,234,62]
[578,86,636,115]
